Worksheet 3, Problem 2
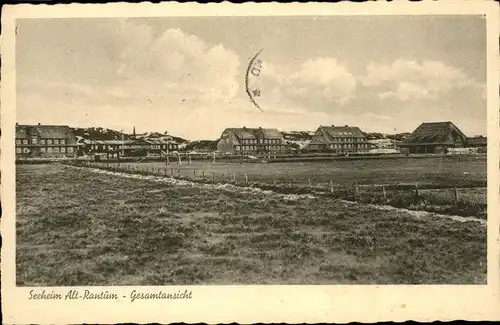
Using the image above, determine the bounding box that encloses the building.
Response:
[16,123,78,159]
[466,135,487,153]
[399,121,468,154]
[307,125,370,153]
[217,127,287,154]
[83,137,178,158]
[467,136,487,148]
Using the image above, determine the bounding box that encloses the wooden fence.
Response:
[60,160,486,210]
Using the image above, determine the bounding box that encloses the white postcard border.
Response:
[1,2,499,323]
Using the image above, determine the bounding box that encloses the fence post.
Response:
[454,187,459,203]
[273,177,277,186]
[354,183,360,200]
[164,168,167,176]
[233,173,236,183]
[329,180,333,194]
[414,184,420,198]
[382,185,387,200]
[245,173,248,184]
[308,178,312,188]
[202,170,205,180]
[194,170,196,177]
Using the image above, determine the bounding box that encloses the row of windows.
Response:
[328,138,364,143]
[329,143,369,149]
[240,139,281,145]
[235,145,283,151]
[16,138,67,145]
[16,147,74,154]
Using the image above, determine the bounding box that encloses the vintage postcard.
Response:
[1,1,499,324]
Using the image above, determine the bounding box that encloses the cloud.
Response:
[361,59,481,101]
[253,57,357,113]
[118,26,241,102]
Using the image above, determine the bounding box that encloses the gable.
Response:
[406,122,467,144]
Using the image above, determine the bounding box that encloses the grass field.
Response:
[16,164,486,285]
[95,155,487,217]
[111,155,487,188]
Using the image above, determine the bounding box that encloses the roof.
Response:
[467,136,487,145]
[16,124,77,144]
[320,126,366,138]
[404,122,467,145]
[224,127,284,140]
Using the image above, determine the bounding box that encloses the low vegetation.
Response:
[16,164,486,286]
[80,155,487,217]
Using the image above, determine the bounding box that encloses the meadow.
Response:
[112,155,486,188]
[16,164,486,285]
[100,155,487,217]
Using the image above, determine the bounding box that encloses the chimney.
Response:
[38,123,41,126]
[344,125,348,127]
[15,122,18,126]
[331,124,335,127]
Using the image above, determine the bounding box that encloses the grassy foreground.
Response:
[16,164,486,285]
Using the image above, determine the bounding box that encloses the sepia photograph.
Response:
[2,2,499,324]
[14,13,489,286]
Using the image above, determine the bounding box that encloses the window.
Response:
[54,139,59,144]
[23,148,30,153]
[47,147,53,153]
[60,139,66,144]
[236,146,240,151]
[32,138,38,144]
[40,139,46,144]
[16,148,21,153]
[16,139,21,145]
[61,147,66,153]
[22,139,28,144]
[54,147,60,153]
[40,147,46,153]
[47,139,52,145]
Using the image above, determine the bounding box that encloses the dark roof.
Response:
[404,122,467,145]
[224,127,284,140]
[321,126,366,138]
[467,136,487,145]
[16,124,77,144]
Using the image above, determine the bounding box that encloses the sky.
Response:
[16,15,487,140]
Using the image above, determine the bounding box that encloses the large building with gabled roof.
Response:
[399,121,468,154]
[15,123,78,158]
[217,127,287,154]
[307,125,370,153]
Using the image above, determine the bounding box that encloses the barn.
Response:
[400,121,468,154]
